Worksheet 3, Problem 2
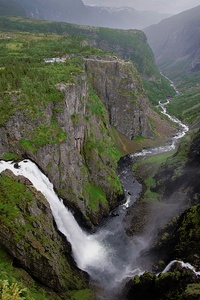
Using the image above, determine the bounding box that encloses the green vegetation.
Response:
[132,129,197,203]
[128,267,199,300]
[1,152,20,161]
[19,119,67,152]
[97,28,153,76]
[88,86,107,123]
[132,151,174,202]
[83,124,123,211]
[184,283,200,298]
[0,24,108,154]
[0,173,91,298]
[160,132,194,182]
[0,16,175,107]
[0,279,26,300]
[85,182,107,212]
[0,16,124,217]
[143,76,175,106]
[176,205,200,257]
[167,88,200,124]
[0,247,60,300]
[0,175,34,238]
[69,289,93,300]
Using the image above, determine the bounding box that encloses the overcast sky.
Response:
[83,0,200,14]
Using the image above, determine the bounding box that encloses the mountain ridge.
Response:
[144,5,200,77]
[0,0,168,29]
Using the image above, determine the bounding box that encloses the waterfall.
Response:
[0,160,109,272]
[0,159,144,288]
[160,260,200,276]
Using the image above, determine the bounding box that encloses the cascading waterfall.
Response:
[160,260,200,276]
[0,159,144,288]
[0,160,110,271]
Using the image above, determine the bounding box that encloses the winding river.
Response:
[0,99,192,296]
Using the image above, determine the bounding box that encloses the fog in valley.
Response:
[83,0,199,14]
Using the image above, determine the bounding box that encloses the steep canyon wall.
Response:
[0,56,153,227]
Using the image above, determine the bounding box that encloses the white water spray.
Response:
[160,260,200,276]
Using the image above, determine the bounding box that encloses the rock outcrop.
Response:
[85,56,153,140]
[0,170,88,294]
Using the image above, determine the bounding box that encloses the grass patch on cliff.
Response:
[85,182,108,212]
[19,119,67,153]
[88,86,107,123]
[69,289,93,300]
[167,87,200,124]
[184,284,200,298]
[160,132,193,181]
[132,151,175,202]
[0,248,63,300]
[143,77,175,106]
[0,152,20,160]
[0,94,15,125]
[0,175,33,234]
[175,205,200,257]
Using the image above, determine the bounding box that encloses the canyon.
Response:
[0,9,199,300]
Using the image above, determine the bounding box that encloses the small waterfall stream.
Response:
[0,97,194,293]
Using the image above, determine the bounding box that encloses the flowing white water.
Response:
[131,99,189,158]
[0,160,110,272]
[161,260,200,276]
[0,159,144,288]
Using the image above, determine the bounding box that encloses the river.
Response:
[0,99,190,297]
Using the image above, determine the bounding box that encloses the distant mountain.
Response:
[144,6,200,79]
[85,6,168,29]
[14,0,86,24]
[0,0,26,16]
[0,0,168,29]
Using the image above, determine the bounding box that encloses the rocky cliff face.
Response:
[0,56,152,227]
[0,170,88,294]
[85,56,153,140]
[154,130,200,207]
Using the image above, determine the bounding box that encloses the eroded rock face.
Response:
[0,170,88,293]
[85,57,153,140]
[0,56,153,226]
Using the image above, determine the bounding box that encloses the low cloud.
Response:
[83,0,199,14]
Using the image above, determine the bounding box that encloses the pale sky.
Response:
[83,0,200,14]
